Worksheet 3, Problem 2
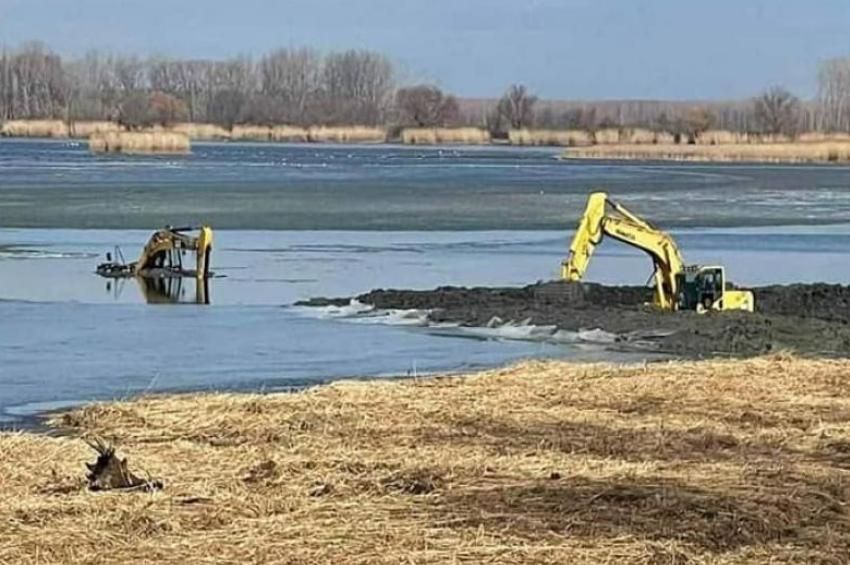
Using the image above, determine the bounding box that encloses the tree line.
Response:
[3,41,850,137]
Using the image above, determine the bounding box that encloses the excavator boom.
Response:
[561,192,607,282]
[563,192,685,309]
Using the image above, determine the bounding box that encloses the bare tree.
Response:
[4,42,67,118]
[148,91,188,126]
[208,89,247,129]
[682,106,714,142]
[3,39,834,138]
[0,48,11,120]
[117,92,152,129]
[754,86,800,135]
[203,56,255,125]
[818,57,850,131]
[321,50,394,125]
[113,55,145,94]
[258,48,320,124]
[497,84,537,129]
[395,85,458,126]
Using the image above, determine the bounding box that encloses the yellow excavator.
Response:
[96,226,213,280]
[562,192,754,312]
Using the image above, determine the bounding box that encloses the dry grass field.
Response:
[3,355,850,564]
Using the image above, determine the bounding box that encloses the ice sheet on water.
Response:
[302,300,430,326]
[0,247,96,260]
[576,328,620,343]
[299,302,622,345]
[449,324,619,345]
[309,299,375,318]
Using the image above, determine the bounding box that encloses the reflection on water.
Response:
[105,276,211,305]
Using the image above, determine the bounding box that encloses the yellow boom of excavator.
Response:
[562,192,753,313]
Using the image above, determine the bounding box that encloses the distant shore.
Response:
[7,119,850,161]
[563,141,850,163]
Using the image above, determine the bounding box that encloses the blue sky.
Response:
[1,0,848,99]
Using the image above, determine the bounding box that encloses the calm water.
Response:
[5,139,850,229]
[3,140,850,426]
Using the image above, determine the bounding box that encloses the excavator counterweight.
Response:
[562,192,753,313]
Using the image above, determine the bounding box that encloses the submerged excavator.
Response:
[562,192,754,313]
[96,225,213,281]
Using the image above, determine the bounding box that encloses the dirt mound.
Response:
[299,281,850,358]
[755,283,850,323]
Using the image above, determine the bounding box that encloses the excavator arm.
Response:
[562,192,685,310]
[96,226,213,280]
[135,226,213,279]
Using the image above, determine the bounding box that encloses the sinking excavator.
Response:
[562,192,754,312]
[96,226,213,281]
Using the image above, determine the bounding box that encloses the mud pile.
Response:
[299,282,850,358]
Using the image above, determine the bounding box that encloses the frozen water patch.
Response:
[297,300,431,327]
[432,322,621,346]
[296,302,639,347]
[0,247,97,260]
[309,299,376,318]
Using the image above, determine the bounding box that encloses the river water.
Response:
[3,139,850,425]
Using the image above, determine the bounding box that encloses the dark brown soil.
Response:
[297,282,850,358]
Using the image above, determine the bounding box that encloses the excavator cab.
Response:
[676,266,754,313]
[676,266,724,312]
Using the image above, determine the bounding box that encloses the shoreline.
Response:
[298,280,850,358]
[7,119,850,162]
[3,355,849,563]
[0,369,451,432]
[564,141,850,163]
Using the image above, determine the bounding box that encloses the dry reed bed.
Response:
[169,122,231,141]
[508,128,678,147]
[401,127,491,145]
[1,119,69,138]
[509,128,593,146]
[565,141,850,163]
[8,118,850,156]
[228,125,386,143]
[3,355,850,564]
[88,131,191,154]
[68,121,124,138]
[307,126,386,144]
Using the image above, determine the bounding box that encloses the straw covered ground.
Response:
[3,355,850,564]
